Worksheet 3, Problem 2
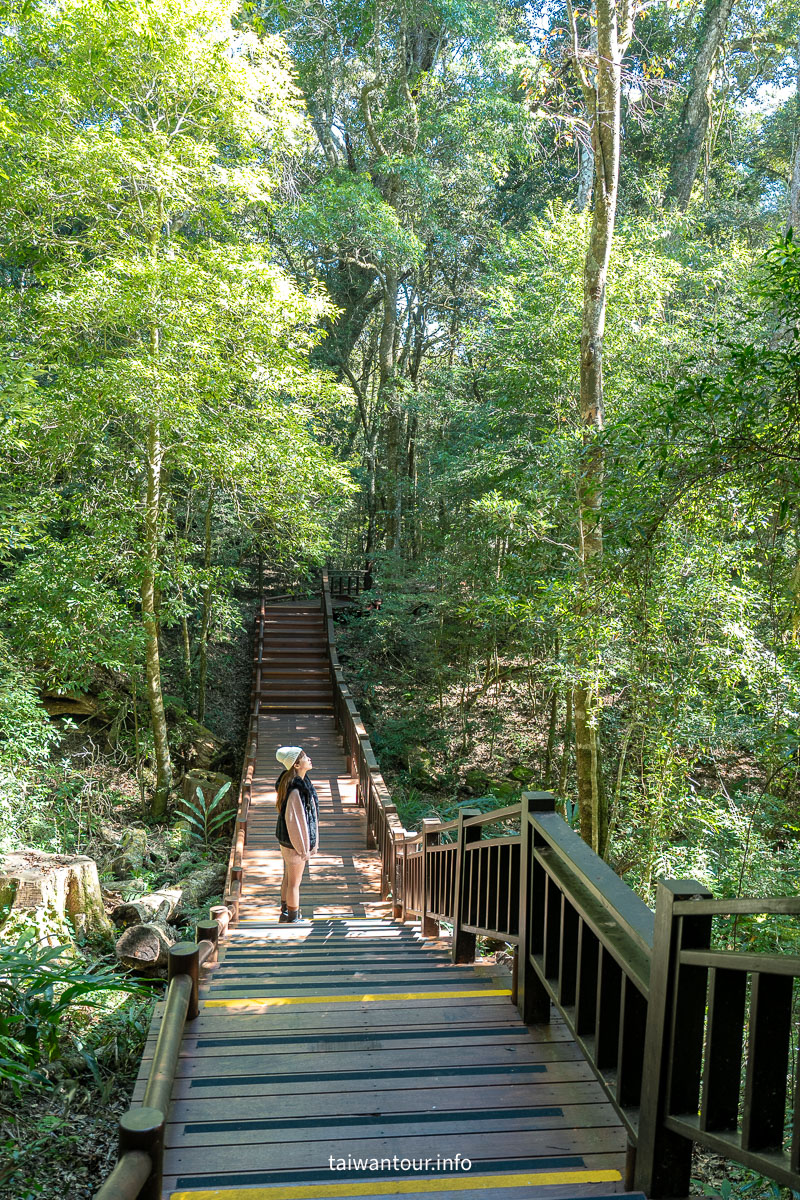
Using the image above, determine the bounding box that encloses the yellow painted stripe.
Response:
[169,1169,623,1199]
[205,989,512,1007]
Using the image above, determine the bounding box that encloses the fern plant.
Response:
[182,781,233,847]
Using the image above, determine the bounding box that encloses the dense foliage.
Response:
[3,0,800,1190]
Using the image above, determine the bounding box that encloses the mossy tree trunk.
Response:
[566,0,635,857]
[142,417,173,818]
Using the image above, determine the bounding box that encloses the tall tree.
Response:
[0,0,348,816]
[666,0,736,210]
[566,0,637,855]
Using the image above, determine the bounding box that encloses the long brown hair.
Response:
[276,755,302,810]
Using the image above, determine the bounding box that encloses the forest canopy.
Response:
[2,0,800,911]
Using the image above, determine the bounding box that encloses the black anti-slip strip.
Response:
[184,1105,563,1134]
[189,1061,548,1088]
[207,980,499,993]
[197,1026,529,1049]
[212,967,470,978]
[174,1155,587,1188]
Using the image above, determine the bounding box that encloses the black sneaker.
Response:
[279,903,289,923]
[286,907,303,923]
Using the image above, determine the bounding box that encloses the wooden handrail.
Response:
[93,925,229,1200]
[319,568,800,1198]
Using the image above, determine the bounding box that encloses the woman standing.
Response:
[275,745,319,923]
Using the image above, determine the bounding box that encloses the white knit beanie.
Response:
[276,745,303,771]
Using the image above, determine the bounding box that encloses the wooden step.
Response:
[259,668,328,679]
[256,655,327,664]
[260,624,324,634]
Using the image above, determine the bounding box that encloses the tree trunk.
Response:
[788,22,800,235]
[142,419,173,818]
[543,689,559,788]
[196,484,215,723]
[558,690,573,803]
[575,29,597,214]
[666,0,735,210]
[567,0,633,857]
[173,530,193,693]
[365,431,378,558]
[574,685,607,854]
[379,266,401,549]
[576,138,594,212]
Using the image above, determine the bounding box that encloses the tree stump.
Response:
[0,849,113,939]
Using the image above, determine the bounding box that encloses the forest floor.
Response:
[0,595,254,1200]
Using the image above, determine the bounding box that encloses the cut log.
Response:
[177,864,227,914]
[0,849,113,939]
[111,888,182,929]
[115,921,177,974]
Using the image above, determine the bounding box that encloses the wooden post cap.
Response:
[168,941,199,975]
[119,1105,164,1145]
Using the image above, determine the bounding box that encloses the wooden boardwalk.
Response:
[135,603,638,1200]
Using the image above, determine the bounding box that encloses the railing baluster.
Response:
[543,875,561,981]
[452,808,481,963]
[596,948,622,1070]
[558,897,579,1007]
[574,920,598,1035]
[700,966,746,1132]
[617,976,647,1109]
[742,971,793,1151]
[516,792,554,1024]
[421,818,440,937]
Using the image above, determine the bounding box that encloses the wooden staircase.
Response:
[257,602,334,714]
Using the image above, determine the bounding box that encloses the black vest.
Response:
[275,771,319,852]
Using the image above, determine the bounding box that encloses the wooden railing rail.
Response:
[328,568,368,597]
[223,603,262,917]
[94,922,227,1200]
[321,569,401,903]
[320,568,800,1198]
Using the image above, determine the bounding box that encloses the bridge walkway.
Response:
[134,603,641,1200]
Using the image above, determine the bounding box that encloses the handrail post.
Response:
[636,879,712,1198]
[382,803,398,900]
[391,826,404,919]
[421,818,441,938]
[117,1107,164,1200]
[401,831,417,921]
[365,775,377,849]
[196,920,220,963]
[169,942,201,1021]
[452,808,481,963]
[516,791,556,1024]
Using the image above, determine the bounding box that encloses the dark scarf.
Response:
[275,770,319,852]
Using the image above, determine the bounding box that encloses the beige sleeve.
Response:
[285,789,311,858]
